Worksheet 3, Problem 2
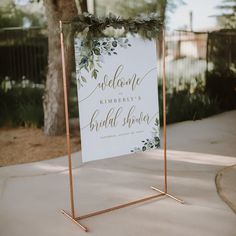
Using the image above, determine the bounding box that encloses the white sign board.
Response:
[74,36,160,162]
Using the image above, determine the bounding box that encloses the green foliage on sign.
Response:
[77,37,131,86]
[131,118,160,153]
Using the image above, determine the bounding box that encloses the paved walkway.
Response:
[165,110,236,157]
[0,111,236,236]
[164,110,236,213]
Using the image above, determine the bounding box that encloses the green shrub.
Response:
[0,86,44,127]
[158,81,221,126]
[206,69,236,110]
[0,82,79,128]
[206,29,236,110]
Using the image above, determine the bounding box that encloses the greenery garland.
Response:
[68,13,162,87]
[71,13,163,39]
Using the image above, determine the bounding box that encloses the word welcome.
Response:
[80,65,155,102]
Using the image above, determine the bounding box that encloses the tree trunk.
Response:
[79,0,88,12]
[43,0,78,135]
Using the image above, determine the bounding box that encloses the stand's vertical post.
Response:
[59,20,75,219]
[162,29,168,194]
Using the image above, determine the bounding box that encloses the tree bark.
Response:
[43,0,77,135]
[79,0,88,12]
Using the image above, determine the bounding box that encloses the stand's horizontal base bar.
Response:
[151,186,185,204]
[76,192,165,221]
[61,192,165,232]
[61,189,184,232]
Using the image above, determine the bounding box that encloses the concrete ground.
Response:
[0,110,236,236]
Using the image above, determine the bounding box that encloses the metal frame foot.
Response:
[61,210,88,232]
[151,186,185,204]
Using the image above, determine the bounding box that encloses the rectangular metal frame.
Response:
[59,20,184,232]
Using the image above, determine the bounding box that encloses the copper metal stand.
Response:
[59,21,184,232]
[150,29,184,205]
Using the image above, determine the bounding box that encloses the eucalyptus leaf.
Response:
[92,69,98,79]
[89,61,94,70]
[81,76,87,82]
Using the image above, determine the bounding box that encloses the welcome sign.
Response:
[74,36,160,162]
